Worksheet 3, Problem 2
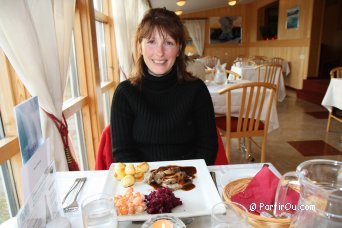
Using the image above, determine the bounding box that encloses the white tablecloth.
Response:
[207,81,279,132]
[1,164,281,228]
[321,78,342,111]
[281,60,290,76]
[231,65,286,102]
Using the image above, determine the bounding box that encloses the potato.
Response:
[125,164,135,175]
[115,163,126,173]
[136,162,149,173]
[134,172,144,182]
[121,175,135,187]
[115,171,126,180]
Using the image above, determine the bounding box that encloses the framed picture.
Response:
[209,16,242,44]
[286,6,300,29]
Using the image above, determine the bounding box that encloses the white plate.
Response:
[102,159,222,222]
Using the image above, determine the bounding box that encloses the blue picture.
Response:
[14,96,43,164]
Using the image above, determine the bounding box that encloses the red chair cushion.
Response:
[95,125,114,170]
[214,128,229,165]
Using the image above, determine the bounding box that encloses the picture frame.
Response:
[286,6,300,29]
[209,16,242,44]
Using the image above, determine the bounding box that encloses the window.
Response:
[257,1,279,40]
[0,84,19,223]
[63,34,88,170]
[93,0,116,126]
[0,0,118,214]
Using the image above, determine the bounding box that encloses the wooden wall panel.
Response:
[182,0,316,89]
[278,0,314,40]
[248,45,309,88]
[307,0,325,77]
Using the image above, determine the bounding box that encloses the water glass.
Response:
[211,202,248,228]
[81,193,117,228]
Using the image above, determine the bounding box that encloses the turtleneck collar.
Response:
[142,64,177,91]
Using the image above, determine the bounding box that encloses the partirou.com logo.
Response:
[249,203,315,212]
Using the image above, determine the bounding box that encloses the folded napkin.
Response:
[231,165,299,215]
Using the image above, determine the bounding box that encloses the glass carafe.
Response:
[274,159,342,228]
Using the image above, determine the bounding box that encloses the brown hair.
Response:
[129,8,195,85]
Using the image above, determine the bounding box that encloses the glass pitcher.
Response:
[274,159,342,228]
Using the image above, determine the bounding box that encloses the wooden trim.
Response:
[0,137,19,164]
[0,51,26,205]
[247,39,310,47]
[62,96,88,119]
[95,10,110,23]
[103,0,119,108]
[101,81,114,93]
[75,0,104,170]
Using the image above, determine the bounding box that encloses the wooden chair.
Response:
[326,67,342,132]
[226,70,242,80]
[249,56,268,65]
[270,57,284,65]
[256,63,282,100]
[330,67,342,78]
[216,82,276,162]
[233,59,256,67]
[270,57,286,75]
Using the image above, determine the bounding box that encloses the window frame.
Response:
[0,0,119,206]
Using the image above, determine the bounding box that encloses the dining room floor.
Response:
[222,89,342,174]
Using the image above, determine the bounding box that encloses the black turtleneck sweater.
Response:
[110,66,218,165]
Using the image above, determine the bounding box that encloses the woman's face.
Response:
[141,28,179,76]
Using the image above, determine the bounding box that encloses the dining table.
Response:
[1,163,281,228]
[275,59,290,77]
[321,78,342,111]
[206,80,280,132]
[230,65,286,102]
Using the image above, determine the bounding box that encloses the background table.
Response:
[231,65,286,102]
[206,81,279,132]
[321,78,342,111]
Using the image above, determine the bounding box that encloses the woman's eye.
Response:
[166,41,175,46]
[147,39,155,44]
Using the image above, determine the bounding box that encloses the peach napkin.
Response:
[231,165,299,215]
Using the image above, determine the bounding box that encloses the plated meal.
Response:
[102,159,222,222]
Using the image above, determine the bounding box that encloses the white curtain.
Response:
[0,0,76,171]
[112,0,150,81]
[184,20,206,56]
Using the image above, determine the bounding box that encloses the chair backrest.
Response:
[256,64,282,87]
[330,67,342,78]
[198,56,220,69]
[233,59,256,67]
[226,70,242,80]
[218,82,276,137]
[270,57,284,65]
[95,125,113,170]
[249,56,268,65]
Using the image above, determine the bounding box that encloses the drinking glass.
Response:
[211,202,248,228]
[81,193,117,228]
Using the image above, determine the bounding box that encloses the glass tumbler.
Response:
[211,202,248,228]
[81,193,117,228]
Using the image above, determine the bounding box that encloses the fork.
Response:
[62,177,83,205]
[63,177,87,212]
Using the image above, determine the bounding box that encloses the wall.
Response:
[182,0,315,89]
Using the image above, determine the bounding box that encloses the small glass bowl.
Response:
[141,215,186,228]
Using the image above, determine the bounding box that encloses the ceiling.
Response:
[149,0,255,14]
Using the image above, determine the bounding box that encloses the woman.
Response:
[110,8,218,165]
